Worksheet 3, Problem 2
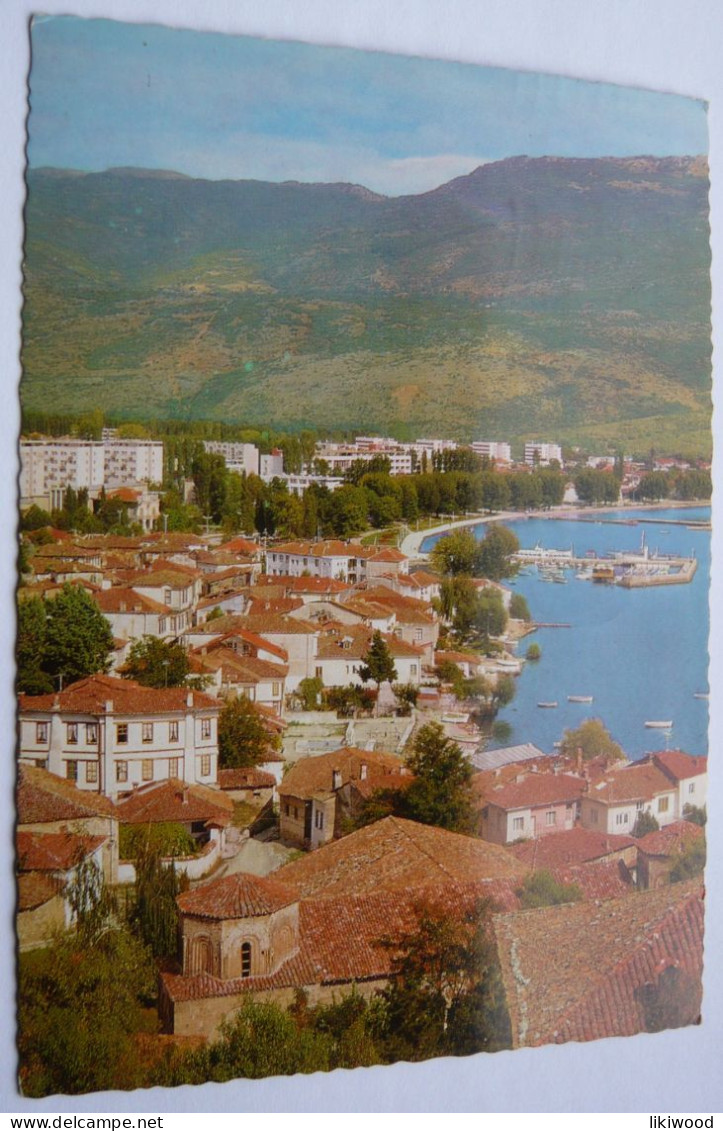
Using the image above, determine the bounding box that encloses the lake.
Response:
[423,506,710,760]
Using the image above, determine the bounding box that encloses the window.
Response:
[658,796,670,814]
[86,723,98,744]
[35,722,48,744]
[142,759,153,781]
[241,942,252,978]
[142,722,154,744]
[615,812,629,825]
[200,754,211,777]
[169,720,179,743]
[636,800,644,811]
[201,719,212,740]
[284,804,290,817]
[689,782,696,794]
[66,760,78,781]
[116,761,128,783]
[314,810,324,830]
[545,810,557,826]
[410,664,418,677]
[414,628,423,641]
[67,723,78,745]
[590,808,599,824]
[512,816,524,832]
[272,682,281,696]
[86,762,98,784]
[116,724,128,744]
[169,757,180,778]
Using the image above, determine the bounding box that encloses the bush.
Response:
[525,642,541,661]
[509,593,532,622]
[119,822,198,860]
[517,870,583,908]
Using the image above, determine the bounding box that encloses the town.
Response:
[16,423,709,1095]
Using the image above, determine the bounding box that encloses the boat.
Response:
[644,720,673,729]
[567,695,593,703]
[693,692,709,700]
[592,564,616,583]
[537,701,558,709]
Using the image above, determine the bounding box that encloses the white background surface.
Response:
[2,0,722,1113]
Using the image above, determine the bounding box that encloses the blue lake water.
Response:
[423,507,711,760]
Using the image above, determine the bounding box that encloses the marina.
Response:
[421,505,711,759]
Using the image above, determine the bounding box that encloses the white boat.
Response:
[568,695,594,703]
[538,701,558,709]
[644,720,673,729]
[693,692,709,700]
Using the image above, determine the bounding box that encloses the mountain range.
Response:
[21,155,712,452]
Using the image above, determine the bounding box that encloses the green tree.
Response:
[559,717,625,764]
[517,870,583,908]
[401,722,473,832]
[430,528,479,576]
[509,592,532,622]
[123,635,190,687]
[128,841,189,959]
[359,630,398,686]
[526,642,542,661]
[632,810,660,838]
[218,695,279,768]
[20,504,53,531]
[683,804,707,827]
[297,676,324,711]
[43,584,115,686]
[475,524,519,580]
[16,596,53,694]
[668,835,706,883]
[377,899,511,1063]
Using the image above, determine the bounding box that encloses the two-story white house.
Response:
[579,761,679,835]
[19,674,221,801]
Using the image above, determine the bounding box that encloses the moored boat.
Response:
[537,701,558,708]
[568,695,593,703]
[644,720,673,729]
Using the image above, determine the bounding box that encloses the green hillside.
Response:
[22,156,712,452]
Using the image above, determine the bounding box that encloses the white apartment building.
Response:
[259,450,285,481]
[20,437,164,509]
[20,440,106,509]
[524,441,563,466]
[104,440,164,486]
[18,674,221,801]
[471,441,512,463]
[202,441,260,477]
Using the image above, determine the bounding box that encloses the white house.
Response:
[19,674,221,801]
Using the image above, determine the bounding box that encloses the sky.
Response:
[27,14,709,196]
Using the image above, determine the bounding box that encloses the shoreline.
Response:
[400,499,710,558]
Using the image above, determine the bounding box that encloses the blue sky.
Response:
[27,15,709,196]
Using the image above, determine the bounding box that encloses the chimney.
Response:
[187,691,194,707]
[182,787,189,805]
[332,769,342,791]
[105,700,114,713]
[360,762,368,781]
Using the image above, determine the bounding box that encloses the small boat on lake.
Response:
[538,701,558,709]
[644,720,673,729]
[693,692,709,700]
[568,695,593,703]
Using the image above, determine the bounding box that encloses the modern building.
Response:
[523,441,563,467]
[471,440,512,463]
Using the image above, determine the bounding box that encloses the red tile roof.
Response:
[486,773,585,811]
[116,779,233,827]
[17,765,116,823]
[280,747,407,800]
[650,750,708,783]
[17,830,106,872]
[587,763,676,805]
[218,767,276,790]
[95,588,170,615]
[17,872,62,911]
[494,880,704,1047]
[636,819,705,858]
[178,873,297,920]
[509,828,637,868]
[19,674,219,717]
[271,540,376,560]
[276,815,527,898]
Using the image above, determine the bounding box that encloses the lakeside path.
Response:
[399,499,709,559]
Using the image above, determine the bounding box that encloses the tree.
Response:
[632,810,660,838]
[377,899,511,1063]
[668,835,706,883]
[509,592,532,622]
[297,676,324,711]
[430,528,479,577]
[683,804,707,827]
[475,524,520,580]
[559,718,625,764]
[526,642,542,661]
[16,596,53,694]
[517,871,583,908]
[401,722,473,832]
[218,695,280,768]
[129,841,189,959]
[43,584,115,686]
[359,630,397,686]
[123,635,190,688]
